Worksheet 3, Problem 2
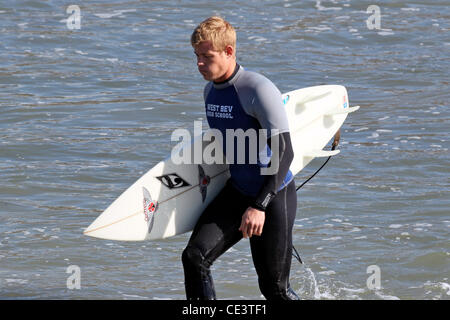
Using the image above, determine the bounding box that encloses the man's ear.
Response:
[225,45,234,58]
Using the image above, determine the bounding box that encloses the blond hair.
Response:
[191,16,236,52]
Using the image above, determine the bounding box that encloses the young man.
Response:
[182,16,299,300]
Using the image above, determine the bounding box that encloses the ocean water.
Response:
[0,0,448,300]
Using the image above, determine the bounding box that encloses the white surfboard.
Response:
[84,85,359,241]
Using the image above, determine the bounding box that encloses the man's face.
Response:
[194,41,232,82]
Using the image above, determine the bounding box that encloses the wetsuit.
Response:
[182,64,299,300]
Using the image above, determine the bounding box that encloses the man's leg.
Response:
[250,180,299,300]
[182,181,248,300]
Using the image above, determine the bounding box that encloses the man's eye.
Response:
[194,53,213,59]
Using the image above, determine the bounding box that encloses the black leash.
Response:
[295,150,334,192]
[292,130,341,265]
[292,245,303,264]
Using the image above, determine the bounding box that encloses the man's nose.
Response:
[197,56,205,66]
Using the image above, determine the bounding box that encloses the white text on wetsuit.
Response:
[206,103,234,119]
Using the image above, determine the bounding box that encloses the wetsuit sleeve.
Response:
[251,131,294,211]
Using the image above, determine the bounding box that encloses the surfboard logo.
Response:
[143,187,157,232]
[282,94,290,105]
[343,95,348,108]
[198,165,210,202]
[156,173,190,189]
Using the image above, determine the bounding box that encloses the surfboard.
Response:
[84,85,359,241]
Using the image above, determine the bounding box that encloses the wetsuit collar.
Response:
[213,63,242,89]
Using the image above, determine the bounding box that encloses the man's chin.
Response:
[199,70,214,81]
[201,73,212,81]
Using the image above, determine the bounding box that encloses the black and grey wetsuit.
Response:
[182,64,299,300]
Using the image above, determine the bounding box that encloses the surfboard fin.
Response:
[304,149,340,158]
[325,105,360,116]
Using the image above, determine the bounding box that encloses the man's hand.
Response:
[239,207,265,238]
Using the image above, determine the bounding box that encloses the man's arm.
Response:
[242,74,293,210]
[237,73,294,237]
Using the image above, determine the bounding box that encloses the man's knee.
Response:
[182,245,208,269]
